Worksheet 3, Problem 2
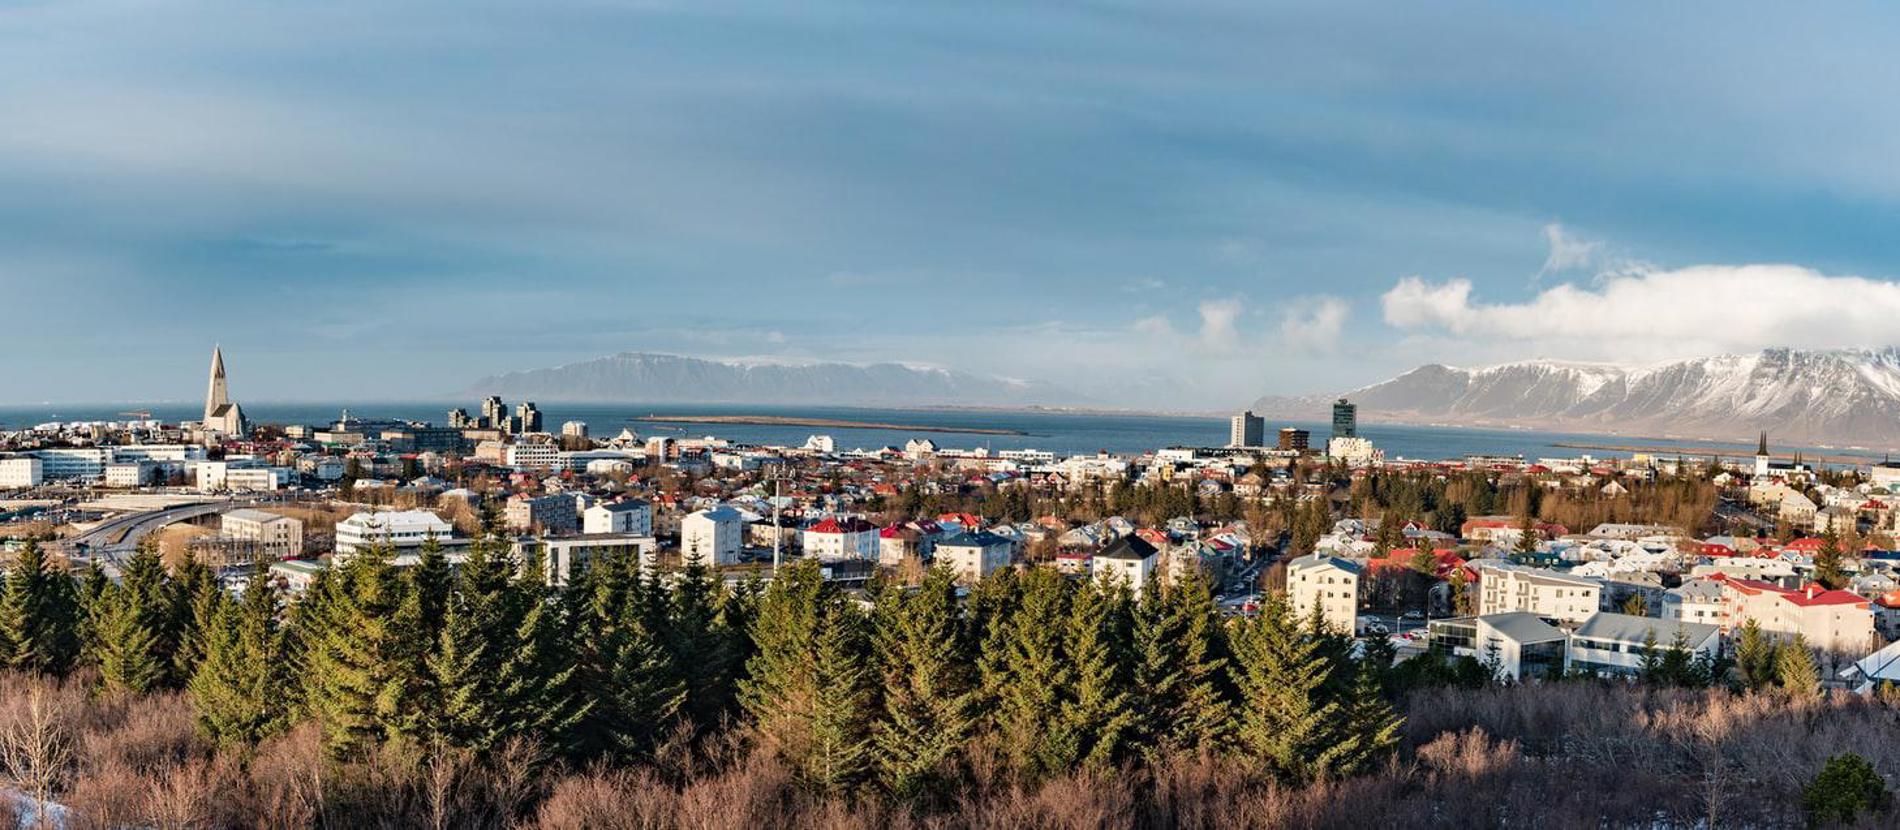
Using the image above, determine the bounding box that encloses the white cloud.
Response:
[1279,297,1349,352]
[1380,264,1900,363]
[1196,298,1244,353]
[1537,222,1600,276]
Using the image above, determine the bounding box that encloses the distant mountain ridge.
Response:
[464,352,1079,406]
[1253,347,1900,447]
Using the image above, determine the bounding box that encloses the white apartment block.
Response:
[0,457,43,489]
[334,510,456,559]
[1473,560,1602,625]
[221,508,304,560]
[934,531,1013,585]
[681,505,743,566]
[505,443,562,471]
[1719,577,1877,654]
[583,500,653,536]
[1663,578,1729,627]
[521,533,657,587]
[224,467,292,492]
[1287,553,1362,634]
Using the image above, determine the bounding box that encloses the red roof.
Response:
[1785,537,1828,552]
[1722,576,1869,608]
[1366,548,1467,578]
[805,512,870,535]
[1700,543,1736,557]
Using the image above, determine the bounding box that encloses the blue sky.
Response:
[7,1,1900,407]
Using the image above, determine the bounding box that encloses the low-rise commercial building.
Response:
[221,508,304,560]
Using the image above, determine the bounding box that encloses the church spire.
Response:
[205,344,230,424]
[1757,431,1768,456]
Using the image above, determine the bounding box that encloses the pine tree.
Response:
[872,567,975,798]
[410,534,453,645]
[1813,527,1849,590]
[805,601,874,791]
[169,555,223,686]
[485,560,588,753]
[74,561,111,667]
[992,567,1073,780]
[1736,618,1775,690]
[1055,577,1137,771]
[740,561,874,791]
[566,549,683,762]
[1130,571,1231,758]
[663,548,739,732]
[301,545,415,757]
[93,584,165,694]
[1336,659,1401,775]
[0,540,79,674]
[190,569,287,745]
[1776,635,1821,699]
[1231,591,1345,783]
[967,567,1020,714]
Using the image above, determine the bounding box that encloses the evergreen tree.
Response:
[1735,618,1776,690]
[1129,572,1230,758]
[1776,635,1821,699]
[741,561,874,791]
[1336,659,1401,775]
[1231,591,1344,783]
[992,567,1073,780]
[663,549,740,732]
[872,567,975,798]
[410,534,453,645]
[0,540,79,674]
[966,567,1020,714]
[93,583,166,694]
[1053,578,1137,771]
[190,569,287,745]
[300,545,416,757]
[485,557,588,753]
[74,561,110,666]
[169,555,223,686]
[805,601,875,791]
[1813,527,1849,590]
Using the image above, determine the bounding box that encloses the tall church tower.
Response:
[202,345,246,437]
[205,345,230,424]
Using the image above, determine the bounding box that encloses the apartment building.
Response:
[1718,575,1877,654]
[1473,560,1602,624]
[1287,553,1363,634]
[220,508,304,560]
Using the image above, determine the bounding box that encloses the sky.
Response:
[7,1,1900,408]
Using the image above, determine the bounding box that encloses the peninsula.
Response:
[632,414,1026,436]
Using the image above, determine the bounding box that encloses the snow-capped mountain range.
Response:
[1254,348,1900,447]
[464,352,1079,406]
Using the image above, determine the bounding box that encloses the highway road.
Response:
[56,496,312,575]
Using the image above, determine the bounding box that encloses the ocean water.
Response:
[2,400,1885,465]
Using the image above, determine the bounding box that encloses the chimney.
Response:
[1807,584,1817,600]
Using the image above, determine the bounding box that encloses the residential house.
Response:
[1092,534,1159,593]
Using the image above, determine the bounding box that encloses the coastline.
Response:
[632,414,1028,436]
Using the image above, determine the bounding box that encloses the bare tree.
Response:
[0,685,75,829]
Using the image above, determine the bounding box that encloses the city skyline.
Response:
[9,3,1900,408]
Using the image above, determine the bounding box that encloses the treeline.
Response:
[1351,470,1722,538]
[0,533,1403,826]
